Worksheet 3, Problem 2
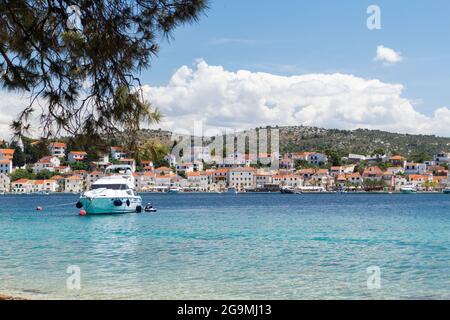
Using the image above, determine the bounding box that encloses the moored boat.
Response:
[144,202,157,212]
[298,186,326,193]
[168,187,182,193]
[76,165,142,214]
[280,186,296,194]
[443,188,450,194]
[400,185,417,194]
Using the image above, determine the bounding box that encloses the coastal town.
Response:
[1,140,450,194]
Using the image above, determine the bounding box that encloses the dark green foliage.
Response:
[11,144,26,167]
[325,149,342,166]
[35,169,55,180]
[0,0,208,138]
[70,161,90,171]
[363,179,387,191]
[9,168,34,181]
[22,137,51,164]
[407,152,431,163]
[153,158,170,169]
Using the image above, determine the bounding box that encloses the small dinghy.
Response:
[144,203,157,213]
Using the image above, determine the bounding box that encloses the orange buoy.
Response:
[79,210,87,216]
[36,206,43,211]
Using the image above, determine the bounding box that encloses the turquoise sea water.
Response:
[0,193,449,300]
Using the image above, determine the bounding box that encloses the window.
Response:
[92,184,129,190]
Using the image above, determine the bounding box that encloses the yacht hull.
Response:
[79,196,142,214]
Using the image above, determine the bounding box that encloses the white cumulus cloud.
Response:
[142,60,450,136]
[2,60,450,139]
[374,45,403,65]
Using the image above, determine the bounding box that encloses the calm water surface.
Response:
[0,193,449,299]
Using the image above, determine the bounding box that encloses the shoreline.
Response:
[0,191,448,195]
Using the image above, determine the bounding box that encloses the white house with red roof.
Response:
[54,165,71,174]
[228,167,255,190]
[33,180,59,193]
[118,158,136,172]
[0,149,15,174]
[110,146,128,160]
[91,154,111,171]
[68,151,87,163]
[186,171,209,191]
[154,173,177,189]
[12,179,35,194]
[138,172,157,191]
[49,142,67,158]
[33,156,61,173]
[176,162,195,174]
[0,148,15,161]
[347,172,362,185]
[272,174,303,187]
[65,175,84,193]
[154,166,173,175]
[404,163,427,175]
[330,165,355,177]
[170,175,188,189]
[254,173,273,187]
[362,166,384,181]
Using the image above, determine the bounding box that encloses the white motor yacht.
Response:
[400,184,417,194]
[77,165,142,214]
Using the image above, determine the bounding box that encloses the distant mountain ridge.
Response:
[140,126,450,159]
[278,126,450,157]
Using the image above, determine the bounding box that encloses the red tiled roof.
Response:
[66,175,82,181]
[0,149,15,155]
[230,167,255,172]
[50,142,66,148]
[155,166,171,171]
[13,178,29,183]
[187,171,207,177]
[214,168,229,174]
[38,156,56,163]
[0,149,15,160]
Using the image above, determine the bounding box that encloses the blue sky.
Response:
[144,0,450,117]
[2,1,450,138]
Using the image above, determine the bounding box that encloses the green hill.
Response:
[133,126,450,161]
[278,126,450,160]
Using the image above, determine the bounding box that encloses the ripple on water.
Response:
[0,193,449,299]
